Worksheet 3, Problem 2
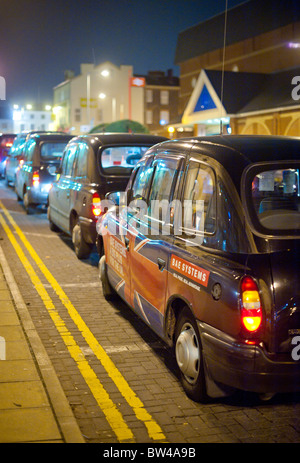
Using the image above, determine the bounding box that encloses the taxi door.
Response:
[51,144,77,231]
[125,155,183,339]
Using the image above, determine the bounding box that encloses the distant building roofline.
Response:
[175,0,300,64]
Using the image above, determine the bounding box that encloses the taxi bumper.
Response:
[198,321,300,394]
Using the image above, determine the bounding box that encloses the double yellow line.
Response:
[0,201,166,443]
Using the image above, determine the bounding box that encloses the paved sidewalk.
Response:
[0,245,85,443]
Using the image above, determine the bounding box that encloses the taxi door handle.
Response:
[157,258,166,271]
[124,237,130,251]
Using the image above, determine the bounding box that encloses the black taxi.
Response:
[48,133,168,259]
[97,135,300,402]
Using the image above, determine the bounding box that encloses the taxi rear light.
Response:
[32,171,40,188]
[92,192,102,217]
[240,276,262,333]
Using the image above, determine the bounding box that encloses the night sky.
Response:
[1,0,246,105]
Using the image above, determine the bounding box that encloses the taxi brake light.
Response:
[92,192,102,217]
[32,171,40,188]
[240,276,262,332]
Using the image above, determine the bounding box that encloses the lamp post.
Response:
[87,73,90,129]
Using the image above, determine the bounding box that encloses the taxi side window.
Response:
[217,180,250,253]
[61,145,77,176]
[25,139,36,163]
[147,158,180,234]
[131,164,154,202]
[74,142,88,178]
[182,161,216,236]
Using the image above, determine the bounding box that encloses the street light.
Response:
[101,69,110,77]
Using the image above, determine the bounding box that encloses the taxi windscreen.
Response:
[250,166,300,233]
[100,146,149,175]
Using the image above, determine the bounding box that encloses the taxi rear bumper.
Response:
[198,321,300,394]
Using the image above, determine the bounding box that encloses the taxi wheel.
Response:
[47,206,59,232]
[175,308,208,402]
[23,192,34,215]
[99,255,115,300]
[72,218,92,259]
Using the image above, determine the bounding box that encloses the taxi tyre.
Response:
[99,255,115,300]
[15,186,21,201]
[23,191,34,215]
[175,308,208,402]
[72,217,93,259]
[47,206,59,232]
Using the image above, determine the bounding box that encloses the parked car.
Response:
[0,133,16,177]
[97,135,300,402]
[5,131,62,186]
[15,132,74,213]
[5,132,28,186]
[47,133,168,259]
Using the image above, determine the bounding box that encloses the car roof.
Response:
[157,135,300,187]
[69,132,168,148]
[0,133,16,138]
[27,132,74,142]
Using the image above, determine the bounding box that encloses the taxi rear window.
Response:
[244,163,300,237]
[100,146,149,175]
[40,142,69,160]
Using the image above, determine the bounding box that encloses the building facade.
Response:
[173,0,300,137]
[53,62,145,135]
[12,104,52,133]
[141,70,180,137]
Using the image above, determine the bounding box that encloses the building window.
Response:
[160,90,169,105]
[159,110,169,125]
[75,108,81,122]
[146,89,153,103]
[146,110,153,124]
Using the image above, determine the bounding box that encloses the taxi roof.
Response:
[71,133,168,148]
[156,135,300,187]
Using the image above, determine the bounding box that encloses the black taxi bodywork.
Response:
[48,133,168,259]
[98,135,300,402]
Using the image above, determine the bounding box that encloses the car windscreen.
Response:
[100,145,150,175]
[245,163,300,237]
[40,142,69,161]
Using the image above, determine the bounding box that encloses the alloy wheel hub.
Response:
[175,322,200,384]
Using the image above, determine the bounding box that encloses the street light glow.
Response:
[101,69,110,77]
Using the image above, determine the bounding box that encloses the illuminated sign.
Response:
[130,77,145,87]
[80,97,98,108]
[0,336,5,360]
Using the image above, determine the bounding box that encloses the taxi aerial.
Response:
[97,135,300,402]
